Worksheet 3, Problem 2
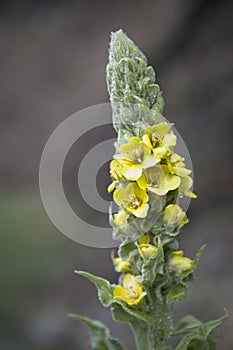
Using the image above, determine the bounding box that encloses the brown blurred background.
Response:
[0,0,233,349]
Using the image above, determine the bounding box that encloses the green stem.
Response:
[131,296,172,350]
[131,321,153,350]
[152,296,173,350]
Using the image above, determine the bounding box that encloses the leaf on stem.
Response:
[75,271,114,307]
[174,310,228,350]
[69,314,126,350]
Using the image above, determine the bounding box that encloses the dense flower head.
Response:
[75,31,226,350]
[108,121,196,223]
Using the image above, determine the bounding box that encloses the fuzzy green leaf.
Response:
[175,310,228,350]
[112,303,137,323]
[131,320,154,350]
[118,242,135,260]
[168,283,187,301]
[187,338,217,350]
[186,245,205,276]
[111,304,154,350]
[69,314,125,350]
[76,271,114,307]
[114,299,153,325]
[173,315,203,335]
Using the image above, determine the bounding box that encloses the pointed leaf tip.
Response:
[75,270,114,307]
[69,314,126,350]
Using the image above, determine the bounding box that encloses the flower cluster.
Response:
[112,224,193,306]
[108,122,195,225]
[108,122,195,305]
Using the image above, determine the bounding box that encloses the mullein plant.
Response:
[70,30,227,350]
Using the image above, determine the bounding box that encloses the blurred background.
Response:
[1,0,233,349]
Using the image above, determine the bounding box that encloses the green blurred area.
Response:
[1,192,68,324]
[0,192,120,349]
[0,192,75,348]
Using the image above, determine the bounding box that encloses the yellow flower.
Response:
[113,183,149,218]
[163,204,189,228]
[114,274,147,305]
[136,243,158,260]
[110,159,125,180]
[167,153,191,177]
[113,209,129,226]
[137,165,180,196]
[108,180,118,193]
[114,257,131,272]
[114,137,159,181]
[108,160,125,192]
[169,251,193,272]
[179,176,197,199]
[142,122,176,159]
[135,235,157,260]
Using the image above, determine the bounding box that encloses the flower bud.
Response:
[114,257,131,272]
[169,251,192,272]
[163,204,189,228]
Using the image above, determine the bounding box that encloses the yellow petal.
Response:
[153,146,169,159]
[114,210,128,226]
[148,186,168,195]
[176,167,192,177]
[108,180,117,193]
[133,183,149,203]
[137,172,148,190]
[123,165,142,180]
[164,173,181,191]
[133,291,147,305]
[113,185,133,206]
[110,159,124,179]
[114,285,130,302]
[162,165,181,191]
[163,133,177,147]
[163,204,189,228]
[114,274,147,305]
[153,122,169,135]
[179,176,197,198]
[139,235,150,244]
[114,183,149,218]
[169,251,193,272]
[142,155,160,168]
[114,257,131,272]
[133,203,149,218]
[185,190,197,199]
[137,243,158,260]
[142,134,153,149]
[129,136,141,143]
[123,274,142,294]
[180,175,193,191]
